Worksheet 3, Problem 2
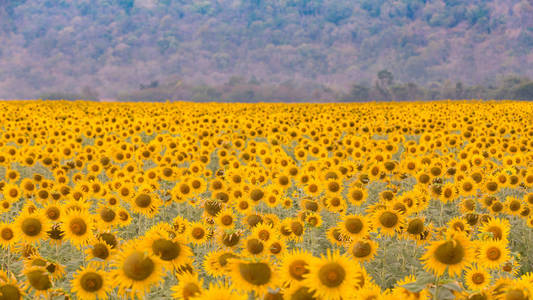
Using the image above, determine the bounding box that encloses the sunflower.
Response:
[187,222,210,245]
[477,239,509,270]
[302,250,357,300]
[170,272,204,300]
[347,186,368,206]
[14,211,49,244]
[251,223,275,242]
[142,223,193,270]
[71,265,111,300]
[421,231,473,277]
[479,217,510,241]
[371,208,403,237]
[131,190,162,217]
[61,210,94,247]
[0,270,25,300]
[228,258,279,296]
[215,207,236,230]
[203,250,239,277]
[464,265,491,291]
[339,214,369,240]
[2,183,21,202]
[23,266,52,297]
[111,241,164,299]
[0,222,17,249]
[85,238,116,262]
[278,249,315,287]
[349,238,378,263]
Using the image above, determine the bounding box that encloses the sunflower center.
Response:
[180,184,190,195]
[100,208,116,222]
[221,215,233,226]
[69,218,87,235]
[1,228,14,240]
[92,243,110,260]
[352,241,371,258]
[434,239,465,265]
[379,212,398,228]
[46,207,60,220]
[99,233,118,248]
[345,218,363,234]
[191,228,205,239]
[407,219,424,234]
[318,262,346,288]
[289,260,309,280]
[270,242,282,254]
[250,189,264,201]
[80,272,103,292]
[123,251,155,281]
[328,182,340,193]
[472,273,485,284]
[152,239,181,261]
[258,230,270,241]
[290,222,303,236]
[238,262,271,286]
[486,247,501,261]
[135,194,152,208]
[26,270,52,291]
[222,233,240,247]
[246,238,264,254]
[21,218,42,236]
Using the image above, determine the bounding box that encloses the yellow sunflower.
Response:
[302,250,357,300]
[421,231,473,277]
[71,265,111,300]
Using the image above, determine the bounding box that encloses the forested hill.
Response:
[0,0,532,99]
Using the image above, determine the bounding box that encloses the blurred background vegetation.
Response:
[0,0,532,101]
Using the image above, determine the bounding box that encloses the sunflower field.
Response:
[0,100,532,300]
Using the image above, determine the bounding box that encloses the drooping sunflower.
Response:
[23,266,52,297]
[71,265,111,300]
[110,241,164,299]
[302,250,357,300]
[203,250,239,277]
[349,238,378,263]
[421,231,473,277]
[142,223,193,271]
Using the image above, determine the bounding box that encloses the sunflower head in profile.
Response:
[302,250,357,300]
[228,258,279,296]
[421,231,473,277]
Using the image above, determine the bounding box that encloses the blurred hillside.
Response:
[0,0,532,100]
